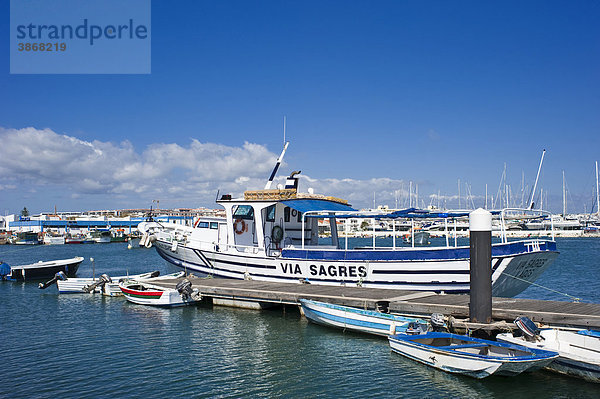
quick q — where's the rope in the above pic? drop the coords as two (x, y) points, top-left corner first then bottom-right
(503, 271), (581, 302)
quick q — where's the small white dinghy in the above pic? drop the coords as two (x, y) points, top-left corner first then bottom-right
(496, 317), (600, 383)
(388, 332), (558, 379)
(119, 278), (202, 307)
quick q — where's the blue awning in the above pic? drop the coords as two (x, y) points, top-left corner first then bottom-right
(280, 199), (356, 214)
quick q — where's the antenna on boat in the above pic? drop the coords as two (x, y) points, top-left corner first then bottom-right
(265, 141), (289, 190)
(528, 149), (546, 210)
(283, 115), (286, 146)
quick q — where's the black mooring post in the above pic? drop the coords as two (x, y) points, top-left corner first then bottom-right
(469, 208), (492, 323)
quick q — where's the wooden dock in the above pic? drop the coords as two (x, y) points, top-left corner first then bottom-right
(152, 276), (600, 329)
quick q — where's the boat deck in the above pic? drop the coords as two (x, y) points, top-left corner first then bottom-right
(150, 276), (600, 329)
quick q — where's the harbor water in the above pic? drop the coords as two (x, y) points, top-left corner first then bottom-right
(1, 238), (599, 398)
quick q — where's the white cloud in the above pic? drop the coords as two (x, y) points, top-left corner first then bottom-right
(0, 126), (421, 210)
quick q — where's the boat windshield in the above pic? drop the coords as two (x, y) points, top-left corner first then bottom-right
(233, 205), (254, 220)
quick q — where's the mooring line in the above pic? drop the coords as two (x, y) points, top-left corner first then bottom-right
(503, 271), (581, 302)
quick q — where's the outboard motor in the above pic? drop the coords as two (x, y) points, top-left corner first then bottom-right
(176, 279), (193, 299)
(176, 279), (200, 301)
(430, 313), (446, 332)
(514, 316), (542, 341)
(83, 274), (112, 293)
(405, 321), (428, 335)
(38, 271), (67, 289)
(375, 301), (390, 314)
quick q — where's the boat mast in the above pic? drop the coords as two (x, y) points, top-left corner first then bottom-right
(528, 149), (546, 210)
(264, 141), (289, 190)
(562, 170), (566, 217)
(596, 161), (599, 220)
(458, 179), (461, 209)
(485, 184), (488, 209)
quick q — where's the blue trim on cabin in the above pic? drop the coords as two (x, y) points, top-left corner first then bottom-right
(282, 240), (557, 261)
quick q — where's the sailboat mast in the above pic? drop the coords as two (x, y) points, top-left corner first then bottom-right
(596, 161), (600, 221)
(528, 149), (546, 210)
(562, 171), (566, 216)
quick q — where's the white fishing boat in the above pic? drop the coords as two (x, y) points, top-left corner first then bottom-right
(49, 271), (184, 296)
(388, 332), (558, 379)
(119, 278), (201, 307)
(300, 299), (430, 336)
(11, 231), (41, 245)
(144, 142), (559, 297)
(43, 232), (66, 245)
(0, 256), (84, 281)
(496, 318), (600, 383)
(87, 229), (112, 243)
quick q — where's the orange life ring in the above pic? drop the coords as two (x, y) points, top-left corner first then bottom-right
(234, 219), (246, 235)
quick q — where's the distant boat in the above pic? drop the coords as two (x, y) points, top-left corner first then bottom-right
(402, 230), (430, 246)
(496, 318), (600, 383)
(65, 234), (86, 244)
(300, 299), (429, 336)
(119, 278), (201, 307)
(11, 231), (41, 245)
(0, 256), (84, 281)
(110, 229), (128, 243)
(87, 229), (112, 243)
(388, 332), (558, 379)
(43, 232), (65, 245)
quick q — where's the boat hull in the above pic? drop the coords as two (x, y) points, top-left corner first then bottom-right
(120, 282), (199, 307)
(300, 299), (426, 336)
(153, 238), (558, 297)
(497, 329), (600, 383)
(388, 332), (558, 379)
(5, 257), (84, 280)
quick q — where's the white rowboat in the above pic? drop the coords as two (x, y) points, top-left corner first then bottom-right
(388, 332), (558, 379)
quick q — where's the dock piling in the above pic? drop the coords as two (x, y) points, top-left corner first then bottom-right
(469, 208), (492, 323)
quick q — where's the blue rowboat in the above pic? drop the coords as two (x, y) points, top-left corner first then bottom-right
(300, 299), (429, 336)
(388, 332), (559, 379)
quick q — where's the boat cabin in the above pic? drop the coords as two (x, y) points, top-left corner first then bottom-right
(215, 186), (355, 255)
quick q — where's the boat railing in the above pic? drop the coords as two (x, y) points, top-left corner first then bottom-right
(300, 209), (471, 250)
(499, 208), (554, 243)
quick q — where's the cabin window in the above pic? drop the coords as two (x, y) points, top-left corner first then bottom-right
(210, 222), (218, 229)
(233, 205), (254, 220)
(297, 211), (303, 223)
(265, 205), (276, 222)
(197, 222), (209, 228)
(284, 207), (290, 222)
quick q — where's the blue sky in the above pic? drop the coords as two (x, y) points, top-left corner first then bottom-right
(1, 1), (599, 214)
